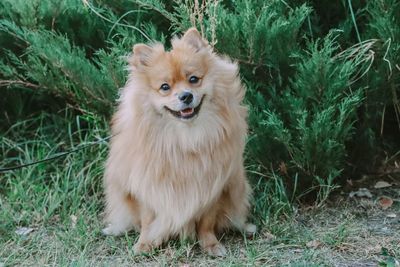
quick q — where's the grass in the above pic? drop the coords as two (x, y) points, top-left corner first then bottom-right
(1, 113), (399, 266)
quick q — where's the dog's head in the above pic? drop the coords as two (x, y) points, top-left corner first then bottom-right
(122, 28), (246, 150)
(129, 28), (218, 122)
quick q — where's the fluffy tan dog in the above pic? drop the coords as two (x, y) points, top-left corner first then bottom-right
(102, 28), (255, 256)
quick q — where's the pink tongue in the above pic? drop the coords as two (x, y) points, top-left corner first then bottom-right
(180, 108), (194, 116)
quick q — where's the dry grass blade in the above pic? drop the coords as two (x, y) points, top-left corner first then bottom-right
(334, 39), (378, 85)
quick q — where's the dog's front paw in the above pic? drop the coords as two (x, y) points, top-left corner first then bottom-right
(244, 223), (257, 237)
(203, 242), (227, 257)
(102, 224), (124, 236)
(134, 242), (153, 255)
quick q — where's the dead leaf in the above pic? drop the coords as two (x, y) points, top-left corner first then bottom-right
(359, 198), (374, 209)
(70, 215), (77, 229)
(374, 181), (391, 189)
(279, 162), (288, 176)
(262, 230), (276, 241)
(306, 240), (322, 249)
(349, 188), (373, 198)
(378, 196), (393, 210)
(366, 244), (382, 254)
(336, 243), (353, 252)
(15, 227), (34, 236)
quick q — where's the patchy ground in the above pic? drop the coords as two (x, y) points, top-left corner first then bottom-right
(1, 175), (399, 267)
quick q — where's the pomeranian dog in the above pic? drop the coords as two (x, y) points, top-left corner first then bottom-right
(102, 28), (255, 256)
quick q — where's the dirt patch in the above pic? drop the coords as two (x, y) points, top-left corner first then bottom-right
(291, 176), (400, 267)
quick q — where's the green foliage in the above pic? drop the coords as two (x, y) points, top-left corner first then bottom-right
(1, 0), (399, 208)
(248, 34), (367, 198)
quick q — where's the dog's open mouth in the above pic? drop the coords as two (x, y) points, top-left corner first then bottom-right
(164, 95), (205, 120)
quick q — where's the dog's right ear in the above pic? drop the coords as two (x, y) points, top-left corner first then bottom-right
(131, 44), (153, 67)
(181, 28), (208, 51)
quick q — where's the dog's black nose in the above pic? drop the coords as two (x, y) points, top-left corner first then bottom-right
(178, 91), (193, 105)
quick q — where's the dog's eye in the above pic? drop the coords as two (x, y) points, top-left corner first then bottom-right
(188, 76), (199, 84)
(160, 83), (170, 91)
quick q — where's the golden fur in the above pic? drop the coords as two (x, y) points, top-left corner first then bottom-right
(102, 28), (255, 256)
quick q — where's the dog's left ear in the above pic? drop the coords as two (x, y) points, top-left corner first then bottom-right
(181, 28), (208, 51)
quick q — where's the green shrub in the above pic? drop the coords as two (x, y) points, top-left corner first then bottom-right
(1, 0), (399, 208)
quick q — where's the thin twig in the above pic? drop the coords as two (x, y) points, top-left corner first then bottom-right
(383, 38), (392, 78)
(380, 104), (386, 136)
(0, 80), (41, 89)
(82, 0), (152, 42)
